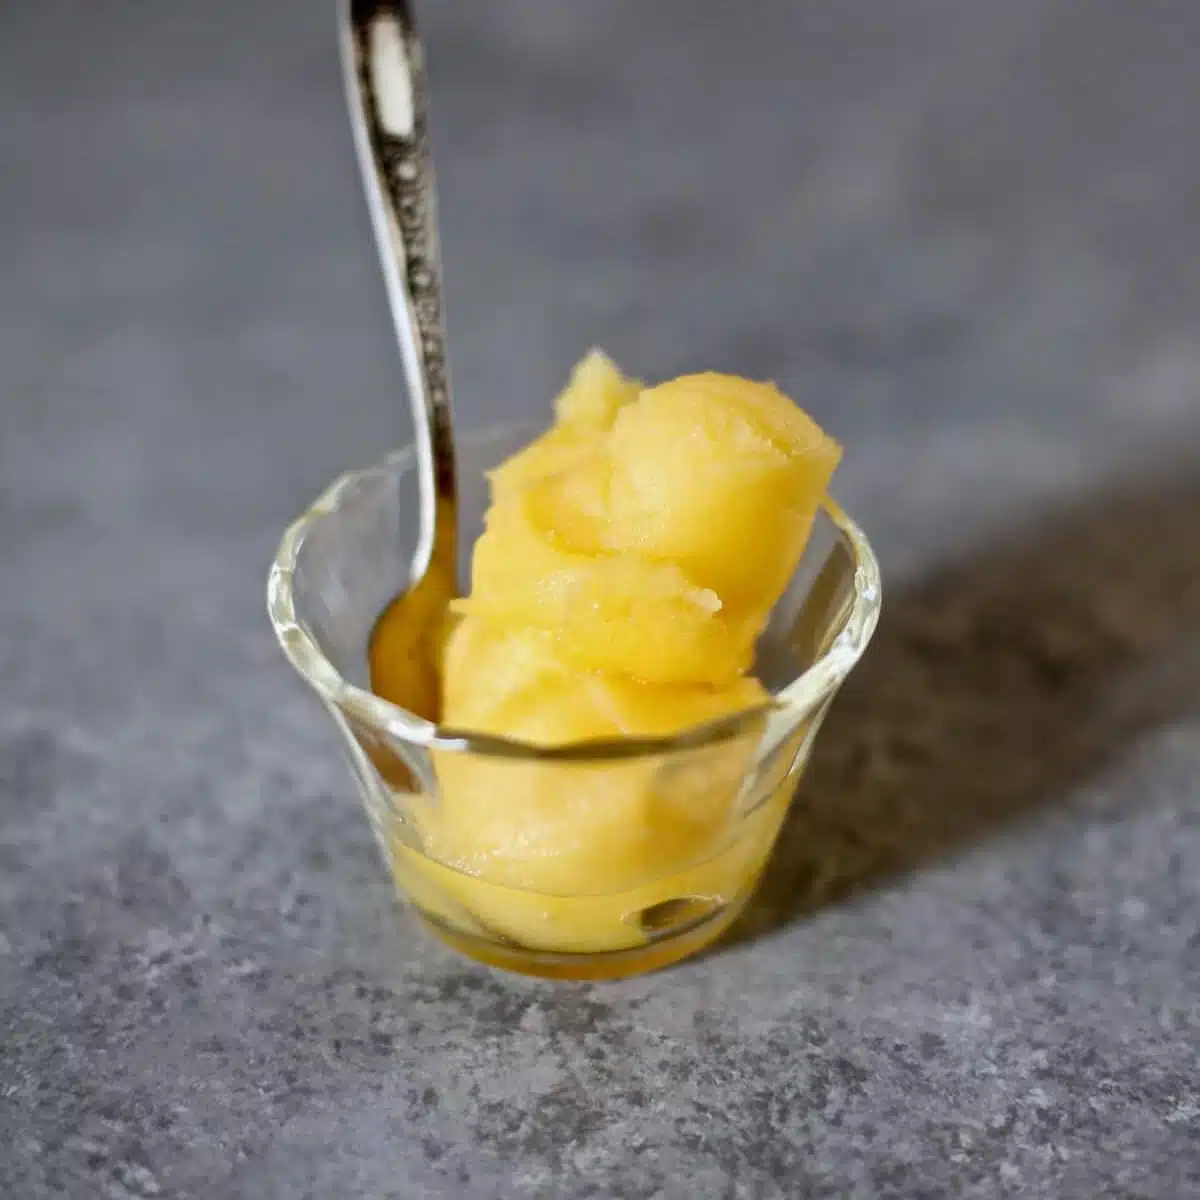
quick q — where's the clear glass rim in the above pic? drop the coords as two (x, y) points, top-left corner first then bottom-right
(266, 427), (882, 762)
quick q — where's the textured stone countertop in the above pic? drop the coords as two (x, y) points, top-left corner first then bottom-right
(3, 2), (1199, 1197)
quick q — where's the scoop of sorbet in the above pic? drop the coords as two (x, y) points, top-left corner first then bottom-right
(396, 352), (842, 947)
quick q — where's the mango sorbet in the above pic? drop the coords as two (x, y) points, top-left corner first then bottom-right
(388, 352), (841, 958)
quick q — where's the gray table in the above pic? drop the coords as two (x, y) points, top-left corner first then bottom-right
(3, 2), (1198, 1197)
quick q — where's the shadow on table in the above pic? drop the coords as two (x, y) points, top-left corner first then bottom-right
(725, 451), (1200, 947)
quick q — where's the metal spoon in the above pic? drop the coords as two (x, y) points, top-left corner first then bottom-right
(341, 0), (456, 722)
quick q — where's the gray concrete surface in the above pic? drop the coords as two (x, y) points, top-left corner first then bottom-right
(2, 1), (1198, 1196)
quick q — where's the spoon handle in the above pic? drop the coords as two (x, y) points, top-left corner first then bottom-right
(341, 0), (456, 571)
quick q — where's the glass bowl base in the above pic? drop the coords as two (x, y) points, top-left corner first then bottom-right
(412, 898), (750, 981)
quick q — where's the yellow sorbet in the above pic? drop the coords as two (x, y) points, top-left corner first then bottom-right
(386, 351), (841, 956)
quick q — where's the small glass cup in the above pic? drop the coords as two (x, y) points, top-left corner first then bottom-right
(268, 424), (880, 980)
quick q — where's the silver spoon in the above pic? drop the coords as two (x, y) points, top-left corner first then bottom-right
(341, 0), (457, 721)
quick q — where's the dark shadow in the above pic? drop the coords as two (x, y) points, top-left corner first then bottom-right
(727, 451), (1200, 945)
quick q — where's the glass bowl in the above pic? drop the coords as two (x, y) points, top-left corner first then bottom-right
(267, 424), (881, 980)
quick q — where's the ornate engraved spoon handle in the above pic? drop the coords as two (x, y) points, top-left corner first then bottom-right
(341, 0), (456, 575)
